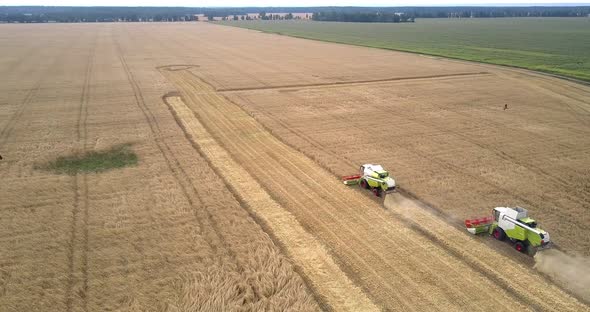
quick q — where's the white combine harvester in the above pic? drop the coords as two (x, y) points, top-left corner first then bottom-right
(465, 206), (551, 254)
(342, 164), (396, 197)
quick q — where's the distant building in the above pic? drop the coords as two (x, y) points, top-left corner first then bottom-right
(229, 15), (249, 20)
(194, 14), (206, 21)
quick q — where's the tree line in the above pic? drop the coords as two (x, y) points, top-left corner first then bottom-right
(259, 13), (308, 20)
(310, 6), (590, 18)
(0, 6), (201, 23)
(1, 6), (589, 23)
(312, 12), (414, 23)
(404, 6), (590, 18)
(211, 13), (309, 21)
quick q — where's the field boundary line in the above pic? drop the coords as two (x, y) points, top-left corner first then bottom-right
(161, 93), (380, 312)
(216, 71), (490, 92)
(67, 32), (96, 312)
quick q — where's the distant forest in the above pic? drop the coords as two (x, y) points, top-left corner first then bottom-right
(0, 6), (589, 23)
(312, 12), (414, 23)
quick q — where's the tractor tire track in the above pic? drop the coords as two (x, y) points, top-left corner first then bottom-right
(115, 29), (234, 259)
(130, 25), (267, 90)
(0, 34), (85, 149)
(65, 175), (82, 312)
(66, 33), (96, 312)
(112, 32), (239, 268)
(0, 83), (41, 146)
(0, 34), (85, 183)
(65, 174), (90, 312)
(217, 72), (490, 92)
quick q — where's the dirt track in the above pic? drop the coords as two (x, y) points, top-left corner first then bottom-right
(1, 22), (589, 311)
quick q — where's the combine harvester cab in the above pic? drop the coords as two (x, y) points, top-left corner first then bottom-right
(466, 207), (551, 255)
(342, 164), (396, 197)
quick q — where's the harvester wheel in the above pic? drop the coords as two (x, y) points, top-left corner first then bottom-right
(373, 188), (382, 197)
(492, 228), (506, 241)
(360, 179), (369, 189)
(515, 241), (526, 253)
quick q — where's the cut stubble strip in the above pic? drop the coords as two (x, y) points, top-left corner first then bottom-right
(165, 95), (379, 312)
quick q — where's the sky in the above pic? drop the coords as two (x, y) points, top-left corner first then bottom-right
(2, 0), (589, 6)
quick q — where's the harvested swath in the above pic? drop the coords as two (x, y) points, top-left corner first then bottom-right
(163, 94), (378, 311)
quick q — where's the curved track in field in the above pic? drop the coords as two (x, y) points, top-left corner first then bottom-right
(161, 67), (588, 312)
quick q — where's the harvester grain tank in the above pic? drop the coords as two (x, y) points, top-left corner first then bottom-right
(465, 206), (550, 254)
(342, 164), (396, 197)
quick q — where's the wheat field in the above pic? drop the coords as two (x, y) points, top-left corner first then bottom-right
(1, 22), (589, 311)
(0, 23), (317, 311)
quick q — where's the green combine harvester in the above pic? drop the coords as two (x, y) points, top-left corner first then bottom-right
(342, 164), (396, 197)
(465, 207), (551, 254)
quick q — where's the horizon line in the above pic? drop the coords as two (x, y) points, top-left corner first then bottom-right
(2, 3), (590, 8)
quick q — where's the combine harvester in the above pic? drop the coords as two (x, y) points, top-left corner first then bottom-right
(465, 206), (551, 254)
(343, 164), (396, 197)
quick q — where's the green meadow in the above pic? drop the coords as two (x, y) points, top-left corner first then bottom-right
(220, 18), (590, 81)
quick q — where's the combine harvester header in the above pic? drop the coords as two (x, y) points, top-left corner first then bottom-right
(464, 216), (494, 235)
(342, 174), (362, 186)
(466, 206), (551, 254)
